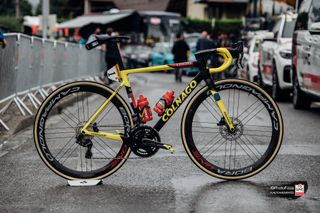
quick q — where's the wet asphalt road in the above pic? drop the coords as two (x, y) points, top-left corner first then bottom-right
(0, 73), (320, 213)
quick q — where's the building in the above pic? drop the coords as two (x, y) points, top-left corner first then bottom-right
(189, 0), (249, 19)
(86, 0), (187, 16)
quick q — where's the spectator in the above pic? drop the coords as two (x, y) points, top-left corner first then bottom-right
(0, 30), (7, 49)
(172, 33), (190, 82)
(196, 31), (213, 51)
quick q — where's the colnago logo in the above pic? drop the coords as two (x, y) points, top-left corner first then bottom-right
(38, 87), (80, 161)
(162, 80), (197, 122)
(217, 83), (279, 131)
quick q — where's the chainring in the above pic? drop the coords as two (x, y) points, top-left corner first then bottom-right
(130, 125), (160, 158)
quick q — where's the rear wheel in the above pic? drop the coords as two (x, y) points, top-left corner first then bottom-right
(34, 81), (133, 180)
(182, 79), (283, 180)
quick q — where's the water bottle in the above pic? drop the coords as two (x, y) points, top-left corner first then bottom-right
(137, 94), (153, 123)
(153, 91), (175, 116)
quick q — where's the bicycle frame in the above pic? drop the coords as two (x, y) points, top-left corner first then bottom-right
(81, 48), (235, 142)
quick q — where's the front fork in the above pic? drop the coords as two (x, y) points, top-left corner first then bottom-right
(204, 75), (235, 132)
(210, 90), (235, 132)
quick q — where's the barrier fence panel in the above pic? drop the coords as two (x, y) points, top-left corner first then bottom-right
(0, 34), (18, 102)
(0, 33), (105, 131)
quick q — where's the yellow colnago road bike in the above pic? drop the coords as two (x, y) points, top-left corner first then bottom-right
(33, 35), (283, 180)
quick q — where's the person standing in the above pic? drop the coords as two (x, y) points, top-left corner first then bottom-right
(0, 30), (7, 49)
(196, 31), (213, 51)
(172, 33), (190, 82)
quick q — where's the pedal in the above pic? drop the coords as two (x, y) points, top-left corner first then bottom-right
(141, 139), (175, 154)
(162, 144), (175, 154)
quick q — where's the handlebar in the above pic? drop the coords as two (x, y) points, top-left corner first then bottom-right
(195, 41), (244, 74)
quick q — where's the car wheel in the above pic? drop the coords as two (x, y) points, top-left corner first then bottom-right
(271, 64), (289, 101)
(246, 66), (251, 81)
(257, 63), (264, 88)
(293, 74), (311, 109)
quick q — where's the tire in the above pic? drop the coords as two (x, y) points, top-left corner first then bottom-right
(257, 63), (264, 88)
(293, 74), (311, 109)
(271, 64), (289, 101)
(181, 79), (283, 180)
(33, 81), (133, 180)
(246, 66), (251, 81)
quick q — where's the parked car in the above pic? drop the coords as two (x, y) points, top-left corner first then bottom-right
(241, 33), (272, 82)
(292, 0), (320, 109)
(258, 12), (297, 100)
(150, 42), (174, 66)
(123, 45), (152, 68)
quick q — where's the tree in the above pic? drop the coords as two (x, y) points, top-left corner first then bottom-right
(0, 0), (32, 16)
(37, 0), (84, 19)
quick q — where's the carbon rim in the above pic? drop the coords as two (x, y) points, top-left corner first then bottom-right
(182, 79), (283, 179)
(34, 82), (132, 180)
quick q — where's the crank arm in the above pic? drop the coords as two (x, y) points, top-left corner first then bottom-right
(141, 139), (175, 154)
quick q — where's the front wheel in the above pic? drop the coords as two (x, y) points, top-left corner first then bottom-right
(181, 79), (283, 180)
(33, 81), (133, 180)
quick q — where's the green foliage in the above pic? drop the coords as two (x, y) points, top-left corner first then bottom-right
(184, 17), (212, 33)
(184, 17), (243, 36)
(36, 0), (84, 19)
(0, 16), (21, 32)
(0, 0), (32, 16)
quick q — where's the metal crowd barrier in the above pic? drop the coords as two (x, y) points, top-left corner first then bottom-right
(0, 33), (105, 131)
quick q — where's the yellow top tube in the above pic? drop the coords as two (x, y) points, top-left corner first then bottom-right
(209, 48), (234, 74)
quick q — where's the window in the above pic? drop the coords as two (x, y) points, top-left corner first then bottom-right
(272, 19), (282, 38)
(295, 0), (312, 30)
(282, 18), (296, 38)
(309, 0), (320, 27)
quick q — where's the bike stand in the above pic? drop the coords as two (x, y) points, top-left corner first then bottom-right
(67, 179), (102, 186)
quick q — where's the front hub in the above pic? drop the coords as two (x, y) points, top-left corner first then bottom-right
(219, 117), (243, 140)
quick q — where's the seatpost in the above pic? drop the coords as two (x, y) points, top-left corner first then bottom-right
(107, 41), (125, 70)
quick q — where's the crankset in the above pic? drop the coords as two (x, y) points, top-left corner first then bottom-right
(128, 125), (175, 158)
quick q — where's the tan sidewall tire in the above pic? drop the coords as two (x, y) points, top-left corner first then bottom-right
(181, 79), (284, 180)
(33, 81), (133, 180)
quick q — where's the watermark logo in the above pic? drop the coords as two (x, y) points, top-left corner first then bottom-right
(268, 181), (307, 199)
(295, 184), (305, 197)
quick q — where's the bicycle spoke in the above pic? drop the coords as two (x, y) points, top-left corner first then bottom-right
(237, 99), (260, 119)
(94, 137), (118, 156)
(235, 139), (257, 163)
(63, 107), (80, 123)
(202, 136), (224, 155)
(204, 137), (225, 158)
(97, 104), (115, 124)
(92, 143), (113, 159)
(241, 103), (265, 125)
(202, 99), (220, 122)
(52, 133), (76, 157)
(58, 114), (76, 129)
(224, 139), (227, 168)
(229, 139), (232, 170)
(60, 142), (78, 164)
(242, 135), (263, 156)
(199, 132), (221, 152)
(208, 96), (223, 118)
(237, 137), (261, 160)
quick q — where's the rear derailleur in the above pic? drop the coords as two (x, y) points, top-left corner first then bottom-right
(76, 134), (93, 159)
